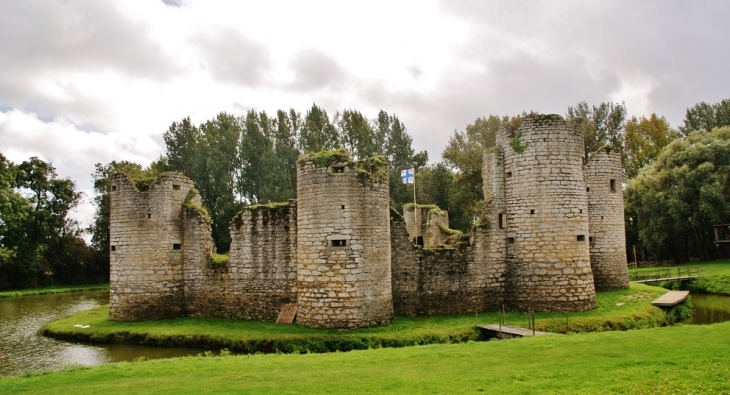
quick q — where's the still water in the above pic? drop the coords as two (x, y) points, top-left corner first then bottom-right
(682, 293), (730, 325)
(2, 290), (730, 377)
(0, 290), (205, 376)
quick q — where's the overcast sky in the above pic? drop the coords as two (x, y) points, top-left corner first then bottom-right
(1, 0), (729, 229)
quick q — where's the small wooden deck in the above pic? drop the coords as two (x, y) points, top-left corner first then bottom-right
(651, 291), (690, 307)
(477, 324), (555, 339)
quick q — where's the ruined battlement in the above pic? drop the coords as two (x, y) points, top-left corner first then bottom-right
(109, 115), (629, 328)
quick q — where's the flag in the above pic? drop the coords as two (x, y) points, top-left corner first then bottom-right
(400, 168), (415, 184)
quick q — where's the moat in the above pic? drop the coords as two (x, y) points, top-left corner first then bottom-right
(2, 289), (729, 377)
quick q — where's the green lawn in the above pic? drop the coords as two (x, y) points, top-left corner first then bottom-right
(3, 321), (729, 394)
(630, 260), (730, 295)
(42, 283), (676, 354)
(0, 284), (109, 298)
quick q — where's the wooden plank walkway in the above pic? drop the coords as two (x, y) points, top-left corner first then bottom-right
(651, 291), (690, 307)
(477, 324), (555, 339)
(630, 267), (703, 284)
(276, 304), (298, 324)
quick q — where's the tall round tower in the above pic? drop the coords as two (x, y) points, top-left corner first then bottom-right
(498, 114), (596, 311)
(586, 147), (629, 290)
(296, 152), (393, 329)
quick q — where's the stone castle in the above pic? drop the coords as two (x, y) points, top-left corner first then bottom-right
(109, 114), (629, 329)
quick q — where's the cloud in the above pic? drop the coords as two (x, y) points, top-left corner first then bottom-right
(193, 28), (271, 86)
(161, 0), (186, 7)
(0, 0), (179, 131)
(288, 48), (346, 91)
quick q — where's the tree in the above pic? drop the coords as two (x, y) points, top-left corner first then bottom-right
(337, 109), (380, 159)
(0, 155), (91, 289)
(299, 104), (339, 153)
(624, 114), (681, 179)
(567, 102), (627, 155)
(679, 98), (730, 136)
(625, 127), (730, 262)
(441, 114), (522, 231)
(163, 117), (201, 178)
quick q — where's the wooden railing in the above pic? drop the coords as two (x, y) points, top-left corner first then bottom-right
(629, 267), (703, 283)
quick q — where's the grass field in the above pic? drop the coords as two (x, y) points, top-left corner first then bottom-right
(3, 321), (729, 394)
(630, 260), (730, 295)
(0, 284), (109, 298)
(42, 283), (678, 354)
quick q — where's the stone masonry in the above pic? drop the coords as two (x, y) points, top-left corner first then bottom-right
(295, 159), (393, 328)
(109, 113), (629, 328)
(586, 148), (630, 291)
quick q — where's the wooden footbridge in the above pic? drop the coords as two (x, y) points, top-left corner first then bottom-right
(477, 324), (555, 339)
(629, 267), (703, 284)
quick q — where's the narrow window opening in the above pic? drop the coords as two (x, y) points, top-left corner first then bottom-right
(576, 235), (586, 242)
(506, 171), (512, 178)
(331, 166), (345, 173)
(173, 184), (181, 190)
(172, 243), (182, 250)
(147, 213), (152, 219)
(331, 239), (347, 247)
(341, 205), (345, 209)
(589, 236), (594, 242)
(601, 216), (604, 220)
(415, 236), (424, 247)
(610, 179), (616, 192)
(530, 209), (535, 215)
(586, 187), (590, 192)
(498, 213), (505, 229)
(111, 245), (116, 251)
(507, 237), (515, 244)
(111, 185), (117, 191)
(579, 209), (583, 214)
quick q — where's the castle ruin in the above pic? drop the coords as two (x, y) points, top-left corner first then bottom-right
(109, 114), (628, 329)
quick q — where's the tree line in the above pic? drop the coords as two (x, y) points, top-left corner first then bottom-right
(2, 99), (729, 289)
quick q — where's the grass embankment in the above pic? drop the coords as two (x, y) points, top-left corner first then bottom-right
(4, 321), (730, 394)
(630, 260), (730, 295)
(42, 283), (677, 354)
(0, 284), (109, 298)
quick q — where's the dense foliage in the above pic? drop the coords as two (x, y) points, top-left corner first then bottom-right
(625, 127), (730, 261)
(0, 154), (105, 290)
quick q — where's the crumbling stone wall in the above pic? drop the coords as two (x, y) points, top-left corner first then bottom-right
(109, 173), (192, 321)
(403, 205), (450, 247)
(184, 202), (298, 320)
(390, 209), (420, 316)
(496, 114), (596, 311)
(586, 148), (629, 291)
(296, 159), (393, 328)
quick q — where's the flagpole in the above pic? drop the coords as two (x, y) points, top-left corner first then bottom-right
(413, 167), (417, 246)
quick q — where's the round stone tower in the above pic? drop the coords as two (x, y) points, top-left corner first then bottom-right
(498, 114), (596, 311)
(586, 147), (629, 291)
(109, 172), (194, 321)
(296, 152), (393, 329)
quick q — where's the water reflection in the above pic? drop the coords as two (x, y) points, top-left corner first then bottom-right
(0, 290), (204, 376)
(682, 293), (730, 325)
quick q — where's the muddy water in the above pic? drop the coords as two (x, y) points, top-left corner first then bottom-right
(0, 290), (204, 376)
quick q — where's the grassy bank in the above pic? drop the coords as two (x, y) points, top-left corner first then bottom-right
(630, 260), (730, 295)
(0, 284), (109, 298)
(4, 321), (729, 394)
(42, 283), (676, 354)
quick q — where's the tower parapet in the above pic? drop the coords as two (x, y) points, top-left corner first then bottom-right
(295, 151), (393, 328)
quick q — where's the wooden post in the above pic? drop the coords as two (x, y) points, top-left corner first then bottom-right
(633, 245), (638, 267)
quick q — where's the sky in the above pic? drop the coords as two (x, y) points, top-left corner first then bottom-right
(1, 0), (729, 231)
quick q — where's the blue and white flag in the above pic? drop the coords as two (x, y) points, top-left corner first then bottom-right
(400, 168), (415, 184)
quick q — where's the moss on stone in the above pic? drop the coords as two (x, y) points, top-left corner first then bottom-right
(509, 131), (529, 154)
(438, 223), (462, 236)
(298, 148), (353, 167)
(183, 188), (211, 222)
(209, 254), (228, 267)
(403, 203), (440, 211)
(355, 155), (388, 182)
